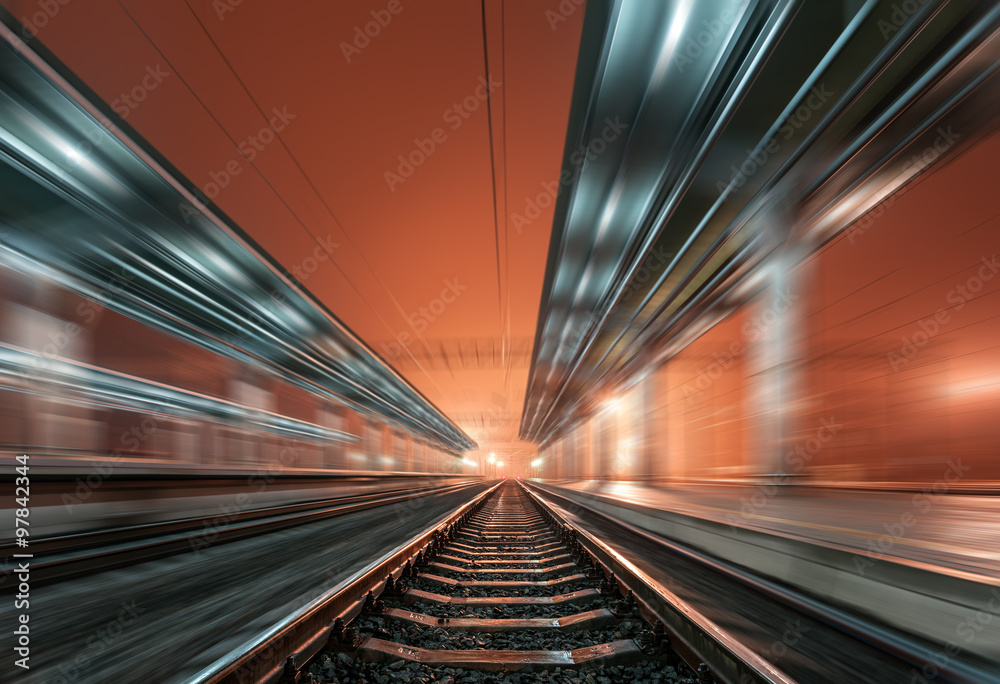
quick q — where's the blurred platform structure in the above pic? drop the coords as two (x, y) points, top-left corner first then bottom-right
(1, 1), (1000, 682)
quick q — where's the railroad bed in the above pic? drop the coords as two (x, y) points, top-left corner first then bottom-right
(307, 482), (698, 683)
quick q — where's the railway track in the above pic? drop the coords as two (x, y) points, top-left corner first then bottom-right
(318, 481), (695, 683)
(198, 481), (763, 684)
(192, 480), (806, 683)
(2, 480), (481, 587)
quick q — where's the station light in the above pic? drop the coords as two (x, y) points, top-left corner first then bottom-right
(488, 453), (496, 463)
(602, 396), (623, 413)
(463, 458), (476, 467)
(496, 460), (504, 467)
(531, 458), (543, 468)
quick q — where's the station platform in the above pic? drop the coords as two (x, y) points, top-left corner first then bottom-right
(547, 478), (1000, 583)
(528, 477), (1000, 666)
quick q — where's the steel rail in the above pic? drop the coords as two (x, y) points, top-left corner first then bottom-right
(520, 480), (796, 684)
(522, 480), (995, 684)
(7, 480), (484, 587)
(186, 481), (503, 684)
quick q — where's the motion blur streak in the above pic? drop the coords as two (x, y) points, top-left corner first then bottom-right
(0, 0), (1000, 683)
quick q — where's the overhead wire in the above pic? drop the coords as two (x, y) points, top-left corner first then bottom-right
(110, 1), (456, 444)
(500, 0), (514, 400)
(116, 0), (448, 399)
(479, 0), (508, 400)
